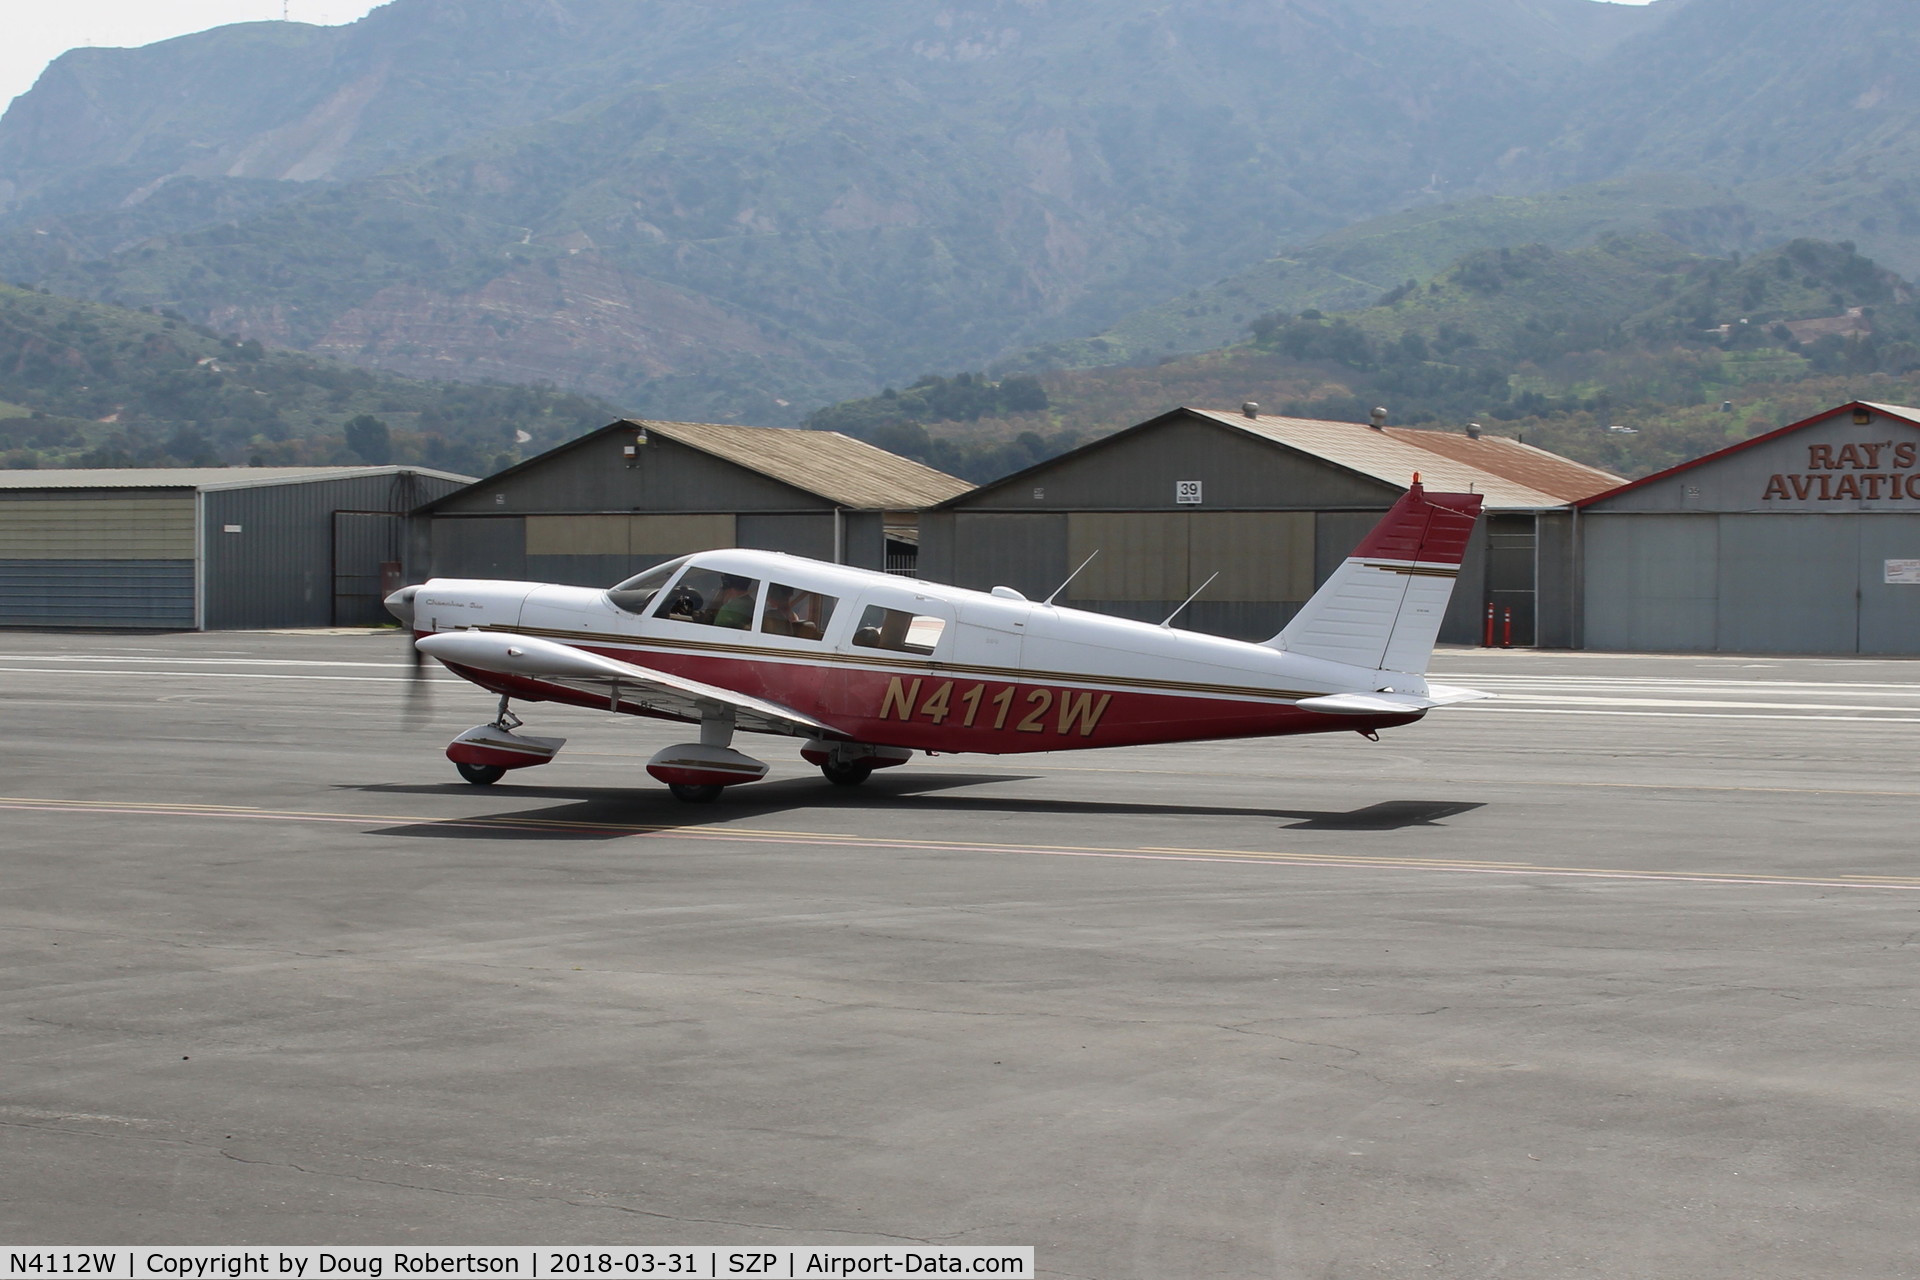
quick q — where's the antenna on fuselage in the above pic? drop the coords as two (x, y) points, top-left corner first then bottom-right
(1159, 571), (1219, 629)
(1043, 550), (1099, 606)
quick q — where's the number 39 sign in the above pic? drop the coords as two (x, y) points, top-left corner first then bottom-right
(1175, 480), (1203, 504)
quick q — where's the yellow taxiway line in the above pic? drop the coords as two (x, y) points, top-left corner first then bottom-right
(5, 796), (1920, 892)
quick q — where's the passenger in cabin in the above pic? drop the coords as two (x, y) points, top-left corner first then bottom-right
(761, 584), (797, 635)
(760, 583), (836, 641)
(707, 575), (758, 629)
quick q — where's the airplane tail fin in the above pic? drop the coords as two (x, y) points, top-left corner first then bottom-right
(1267, 481), (1483, 674)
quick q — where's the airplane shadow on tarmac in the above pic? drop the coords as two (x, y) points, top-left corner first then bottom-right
(344, 773), (1484, 840)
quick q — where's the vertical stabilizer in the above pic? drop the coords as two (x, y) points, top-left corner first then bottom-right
(1268, 482), (1483, 673)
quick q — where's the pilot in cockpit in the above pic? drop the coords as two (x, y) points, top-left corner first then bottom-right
(706, 575), (757, 629)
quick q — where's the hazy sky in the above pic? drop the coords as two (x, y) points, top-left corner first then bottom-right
(0, 0), (1660, 120)
(1, 1), (388, 115)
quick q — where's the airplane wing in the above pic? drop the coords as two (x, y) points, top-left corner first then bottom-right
(417, 630), (833, 738)
(1294, 683), (1493, 715)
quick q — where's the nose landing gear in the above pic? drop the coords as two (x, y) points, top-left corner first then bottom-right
(445, 697), (567, 786)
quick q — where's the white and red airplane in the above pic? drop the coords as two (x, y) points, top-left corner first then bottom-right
(386, 481), (1491, 801)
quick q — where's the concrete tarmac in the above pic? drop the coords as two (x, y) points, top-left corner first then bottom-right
(3, 631), (1919, 1277)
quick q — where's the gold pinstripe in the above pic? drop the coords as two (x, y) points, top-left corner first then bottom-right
(1360, 562), (1460, 578)
(479, 623), (1327, 703)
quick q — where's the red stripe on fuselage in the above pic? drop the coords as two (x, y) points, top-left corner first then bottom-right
(428, 635), (1421, 752)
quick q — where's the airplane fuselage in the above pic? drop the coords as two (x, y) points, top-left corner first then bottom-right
(413, 549), (1429, 755)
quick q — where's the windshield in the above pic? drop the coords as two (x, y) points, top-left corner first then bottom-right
(606, 557), (690, 615)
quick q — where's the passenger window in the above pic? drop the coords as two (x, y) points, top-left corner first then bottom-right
(653, 568), (760, 630)
(851, 603), (946, 654)
(606, 557), (688, 615)
(760, 583), (838, 642)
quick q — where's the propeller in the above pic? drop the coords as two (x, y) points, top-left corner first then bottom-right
(384, 584), (431, 729)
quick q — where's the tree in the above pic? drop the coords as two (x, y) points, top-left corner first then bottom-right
(344, 414), (392, 465)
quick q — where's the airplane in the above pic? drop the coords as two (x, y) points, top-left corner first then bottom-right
(384, 480), (1492, 802)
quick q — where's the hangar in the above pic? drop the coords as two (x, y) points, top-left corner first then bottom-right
(1577, 400), (1920, 654)
(0, 465), (471, 630)
(917, 406), (1621, 645)
(415, 419), (969, 586)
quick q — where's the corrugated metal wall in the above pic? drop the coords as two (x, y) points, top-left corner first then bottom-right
(0, 560), (196, 627)
(1485, 514), (1538, 646)
(333, 512), (403, 626)
(420, 431), (898, 583)
(1858, 517), (1920, 651)
(932, 502), (1499, 645)
(738, 513), (835, 563)
(520, 512), (736, 587)
(1063, 512), (1316, 609)
(204, 472), (467, 630)
(940, 513), (1069, 598)
(1582, 515), (1718, 650)
(422, 509), (882, 587)
(431, 516), (528, 581)
(1536, 512), (1576, 648)
(926, 415), (1529, 646)
(1581, 512), (1920, 653)
(0, 492), (196, 627)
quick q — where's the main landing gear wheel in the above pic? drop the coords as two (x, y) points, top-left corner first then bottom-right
(456, 761), (507, 786)
(668, 782), (724, 804)
(821, 761), (873, 787)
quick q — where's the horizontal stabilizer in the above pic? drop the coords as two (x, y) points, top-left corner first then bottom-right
(1296, 684), (1493, 715)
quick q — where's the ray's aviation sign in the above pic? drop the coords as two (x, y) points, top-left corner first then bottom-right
(1762, 441), (1920, 501)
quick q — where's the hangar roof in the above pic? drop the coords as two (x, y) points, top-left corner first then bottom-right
(423, 420), (970, 513)
(945, 407), (1622, 511)
(1184, 409), (1623, 507)
(0, 465), (475, 492)
(1379, 426), (1624, 503)
(641, 420), (969, 509)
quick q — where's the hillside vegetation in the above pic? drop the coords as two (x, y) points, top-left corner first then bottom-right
(805, 236), (1920, 481)
(0, 0), (1678, 421)
(0, 283), (616, 472)
(10, 0), (1920, 475)
(1011, 175), (1752, 371)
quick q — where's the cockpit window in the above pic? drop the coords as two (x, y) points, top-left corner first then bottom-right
(606, 558), (689, 615)
(760, 584), (837, 641)
(654, 567), (761, 630)
(851, 604), (946, 654)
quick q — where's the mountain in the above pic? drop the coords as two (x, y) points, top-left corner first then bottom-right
(0, 0), (1675, 422)
(12, 0), (1920, 437)
(0, 282), (616, 471)
(804, 235), (1920, 481)
(1007, 173), (1754, 371)
(1501, 0), (1920, 278)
